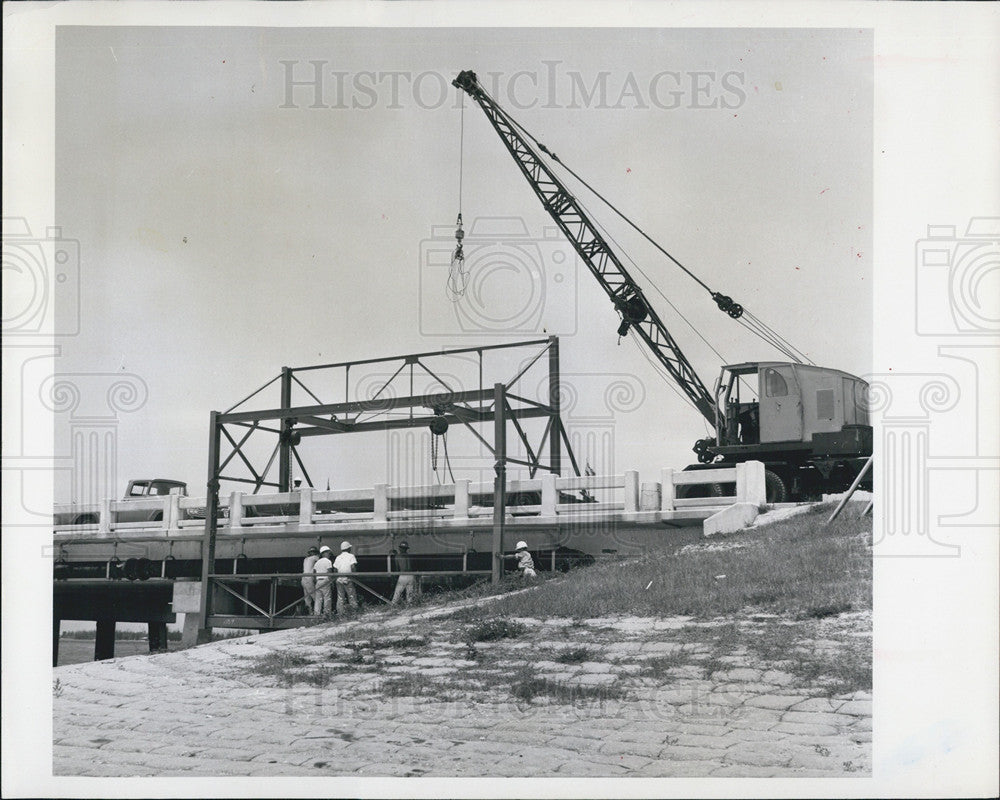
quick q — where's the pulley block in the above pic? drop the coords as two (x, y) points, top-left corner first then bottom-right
(712, 292), (744, 319)
(615, 294), (648, 336)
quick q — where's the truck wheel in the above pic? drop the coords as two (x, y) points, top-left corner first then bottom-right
(676, 482), (724, 499)
(72, 513), (98, 525)
(150, 511), (163, 522)
(764, 470), (788, 503)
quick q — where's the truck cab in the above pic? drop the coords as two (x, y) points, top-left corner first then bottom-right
(124, 479), (188, 499)
(54, 479), (190, 527)
(116, 479), (188, 524)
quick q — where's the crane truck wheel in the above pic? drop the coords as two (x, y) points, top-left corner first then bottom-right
(764, 470), (788, 504)
(676, 482), (724, 500)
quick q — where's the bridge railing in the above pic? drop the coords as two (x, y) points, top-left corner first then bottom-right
(661, 461), (766, 510)
(54, 461), (765, 533)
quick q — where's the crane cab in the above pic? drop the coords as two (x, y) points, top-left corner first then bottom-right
(714, 362), (871, 451)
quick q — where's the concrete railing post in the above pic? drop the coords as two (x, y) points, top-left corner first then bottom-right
(735, 462), (747, 503)
(660, 468), (676, 512)
(99, 498), (112, 534)
(229, 491), (244, 529)
(640, 482), (662, 511)
(167, 494), (181, 532)
(454, 480), (470, 520)
(374, 484), (388, 522)
(541, 472), (557, 517)
(624, 470), (639, 513)
(740, 460), (766, 506)
(299, 486), (314, 524)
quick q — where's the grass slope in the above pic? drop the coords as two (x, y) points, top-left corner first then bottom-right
(481, 503), (871, 620)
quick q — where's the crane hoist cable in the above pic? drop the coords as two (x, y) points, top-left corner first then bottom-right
(572, 178), (773, 407)
(447, 95), (469, 301)
(571, 180), (731, 365)
(429, 424), (456, 484)
(442, 433), (456, 484)
(475, 82), (810, 364)
(738, 310), (815, 365)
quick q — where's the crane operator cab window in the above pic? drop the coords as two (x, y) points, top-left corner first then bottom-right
(717, 366), (760, 446)
(764, 368), (788, 398)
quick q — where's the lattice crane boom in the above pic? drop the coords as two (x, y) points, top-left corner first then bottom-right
(453, 69), (719, 426)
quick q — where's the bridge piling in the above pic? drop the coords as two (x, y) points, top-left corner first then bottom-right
(148, 622), (168, 653)
(95, 618), (116, 660)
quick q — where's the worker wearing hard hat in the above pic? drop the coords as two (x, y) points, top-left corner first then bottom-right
(301, 546), (320, 615)
(391, 541), (418, 605)
(333, 541), (359, 615)
(313, 546), (335, 618)
(504, 541), (537, 579)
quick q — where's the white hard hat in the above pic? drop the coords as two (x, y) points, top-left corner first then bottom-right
(319, 545), (332, 554)
(340, 541), (352, 551)
(515, 541), (528, 550)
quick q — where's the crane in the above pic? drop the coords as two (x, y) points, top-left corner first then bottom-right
(451, 70), (743, 427)
(453, 70), (873, 501)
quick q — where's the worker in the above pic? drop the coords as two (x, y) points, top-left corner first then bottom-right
(313, 545), (334, 618)
(391, 541), (417, 605)
(333, 541), (359, 615)
(301, 546), (320, 615)
(504, 540), (537, 579)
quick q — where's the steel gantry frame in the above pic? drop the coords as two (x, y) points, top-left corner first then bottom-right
(197, 337), (581, 638)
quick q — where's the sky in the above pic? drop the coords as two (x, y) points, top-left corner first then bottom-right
(52, 26), (872, 504)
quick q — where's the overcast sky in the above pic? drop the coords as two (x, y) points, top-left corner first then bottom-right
(53, 26), (872, 503)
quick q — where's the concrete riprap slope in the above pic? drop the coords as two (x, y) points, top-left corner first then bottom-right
(53, 593), (871, 778)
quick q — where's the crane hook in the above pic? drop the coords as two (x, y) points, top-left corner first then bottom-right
(447, 214), (469, 301)
(454, 213), (465, 262)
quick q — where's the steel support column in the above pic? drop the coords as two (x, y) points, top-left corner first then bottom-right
(492, 382), (506, 583)
(278, 366), (293, 492)
(548, 335), (561, 476)
(197, 410), (222, 643)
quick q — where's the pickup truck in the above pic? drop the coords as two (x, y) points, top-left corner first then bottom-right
(54, 479), (190, 526)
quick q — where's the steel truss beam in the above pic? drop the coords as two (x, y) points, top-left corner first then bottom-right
(210, 337), (575, 493)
